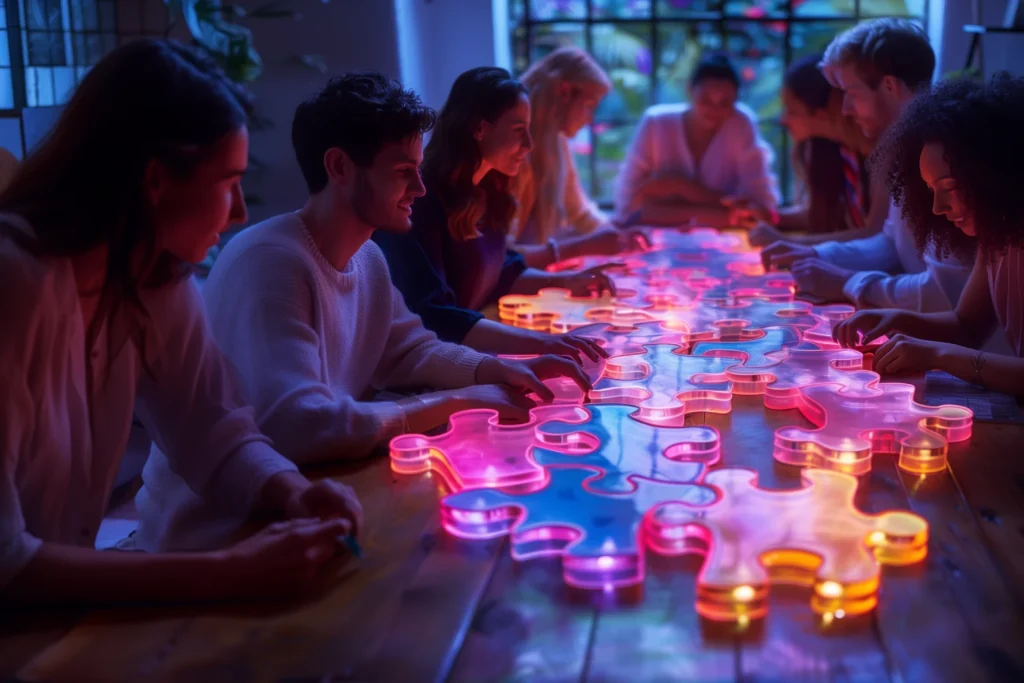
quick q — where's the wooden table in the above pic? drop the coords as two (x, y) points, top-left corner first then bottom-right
(4, 377), (1024, 683)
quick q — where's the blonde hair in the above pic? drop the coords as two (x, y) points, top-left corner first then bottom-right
(516, 47), (611, 243)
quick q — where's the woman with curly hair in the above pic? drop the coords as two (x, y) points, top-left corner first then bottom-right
(834, 73), (1024, 394)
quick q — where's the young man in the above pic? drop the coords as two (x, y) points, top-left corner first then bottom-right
(133, 73), (595, 552)
(761, 18), (971, 312)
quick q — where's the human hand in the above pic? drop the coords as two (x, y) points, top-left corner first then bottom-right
(517, 329), (608, 364)
(760, 241), (816, 270)
(553, 263), (621, 297)
(221, 518), (352, 599)
(832, 308), (907, 348)
(748, 223), (785, 248)
(871, 334), (957, 376)
(475, 355), (592, 403)
(284, 479), (364, 539)
(790, 258), (854, 302)
(579, 225), (649, 256)
(722, 196), (772, 229)
(451, 383), (539, 421)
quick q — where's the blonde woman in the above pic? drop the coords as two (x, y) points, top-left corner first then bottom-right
(512, 47), (647, 268)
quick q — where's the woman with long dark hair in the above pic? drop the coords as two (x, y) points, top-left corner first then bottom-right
(835, 74), (1024, 394)
(374, 66), (611, 359)
(746, 54), (883, 246)
(0, 39), (362, 605)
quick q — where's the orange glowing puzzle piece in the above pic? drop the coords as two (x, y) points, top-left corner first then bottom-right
(589, 344), (733, 426)
(498, 287), (654, 333)
(774, 377), (974, 475)
(644, 468), (929, 623)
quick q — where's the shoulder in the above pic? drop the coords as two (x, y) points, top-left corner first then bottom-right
(642, 103), (687, 123)
(730, 103), (761, 135)
(208, 215), (315, 288)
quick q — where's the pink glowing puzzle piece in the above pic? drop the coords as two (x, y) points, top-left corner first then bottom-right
(643, 468), (929, 623)
(613, 272), (700, 309)
(497, 353), (607, 404)
(774, 378), (974, 476)
(690, 326), (802, 368)
(389, 405), (591, 491)
(498, 288), (654, 334)
(531, 404), (720, 493)
(694, 271), (797, 305)
(442, 466), (717, 590)
(712, 341), (876, 406)
(643, 227), (747, 252)
(590, 344), (734, 425)
(572, 320), (686, 356)
(798, 305), (857, 349)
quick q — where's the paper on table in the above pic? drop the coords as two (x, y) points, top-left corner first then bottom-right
(921, 370), (1024, 424)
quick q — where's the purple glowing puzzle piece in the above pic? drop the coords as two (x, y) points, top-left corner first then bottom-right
(442, 466), (717, 590)
(532, 404), (720, 493)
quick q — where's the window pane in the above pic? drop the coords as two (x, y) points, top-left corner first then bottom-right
(530, 0), (586, 20)
(592, 22), (652, 122)
(99, 0), (116, 32)
(0, 28), (9, 66)
(0, 70), (13, 108)
(0, 117), (22, 156)
(594, 122), (635, 203)
(862, 0), (916, 16)
(593, 0), (651, 19)
(512, 24), (529, 74)
(793, 0), (854, 16)
(510, 0), (525, 24)
(656, 0), (720, 17)
(529, 23), (585, 64)
(725, 21), (785, 121)
(25, 0), (67, 66)
(25, 66), (55, 106)
(655, 22), (708, 105)
(52, 65), (75, 104)
(723, 1), (786, 18)
(789, 20), (854, 61)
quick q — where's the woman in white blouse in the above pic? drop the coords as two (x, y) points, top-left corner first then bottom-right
(615, 55), (780, 229)
(834, 74), (1024, 394)
(0, 39), (363, 605)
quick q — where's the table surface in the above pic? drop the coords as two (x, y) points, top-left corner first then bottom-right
(4, 374), (1024, 683)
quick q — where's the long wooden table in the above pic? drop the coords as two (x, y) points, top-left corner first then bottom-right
(4, 373), (1024, 682)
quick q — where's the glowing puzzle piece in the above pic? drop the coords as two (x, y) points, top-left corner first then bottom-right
(442, 466), (717, 590)
(389, 405), (590, 491)
(643, 227), (746, 252)
(643, 468), (929, 623)
(532, 404), (720, 493)
(572, 320), (685, 356)
(690, 326), (801, 369)
(498, 288), (653, 333)
(590, 344), (733, 426)
(706, 341), (876, 405)
(694, 271), (796, 305)
(613, 272), (699, 309)
(774, 378), (974, 475)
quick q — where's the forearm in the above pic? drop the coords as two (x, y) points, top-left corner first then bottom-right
(888, 311), (975, 347)
(396, 390), (468, 434)
(776, 206), (809, 232)
(463, 319), (543, 355)
(513, 242), (557, 269)
(509, 268), (559, 295)
(3, 543), (231, 605)
(937, 347), (1024, 395)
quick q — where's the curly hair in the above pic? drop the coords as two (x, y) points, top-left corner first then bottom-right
(870, 72), (1024, 261)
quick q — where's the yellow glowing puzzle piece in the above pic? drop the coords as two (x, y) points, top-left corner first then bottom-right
(644, 468), (929, 623)
(498, 287), (654, 333)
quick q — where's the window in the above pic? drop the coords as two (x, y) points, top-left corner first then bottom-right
(509, 0), (930, 206)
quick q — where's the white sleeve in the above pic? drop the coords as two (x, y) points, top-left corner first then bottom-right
(814, 231), (904, 273)
(841, 248), (972, 312)
(134, 276), (297, 518)
(614, 111), (656, 216)
(0, 255), (48, 587)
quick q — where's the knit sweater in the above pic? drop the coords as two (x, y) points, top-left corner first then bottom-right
(134, 212), (487, 551)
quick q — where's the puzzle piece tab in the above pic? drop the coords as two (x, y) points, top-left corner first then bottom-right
(774, 379), (974, 475)
(389, 405), (589, 491)
(532, 404), (720, 493)
(442, 466), (717, 590)
(498, 288), (653, 334)
(643, 468), (929, 623)
(590, 344), (733, 426)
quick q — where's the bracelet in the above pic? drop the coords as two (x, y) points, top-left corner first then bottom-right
(547, 237), (561, 265)
(970, 350), (987, 385)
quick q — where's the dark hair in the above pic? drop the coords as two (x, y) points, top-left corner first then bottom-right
(292, 72), (436, 194)
(0, 38), (248, 377)
(785, 54), (848, 232)
(822, 18), (934, 91)
(422, 66), (528, 241)
(690, 55), (740, 90)
(871, 72), (1024, 261)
